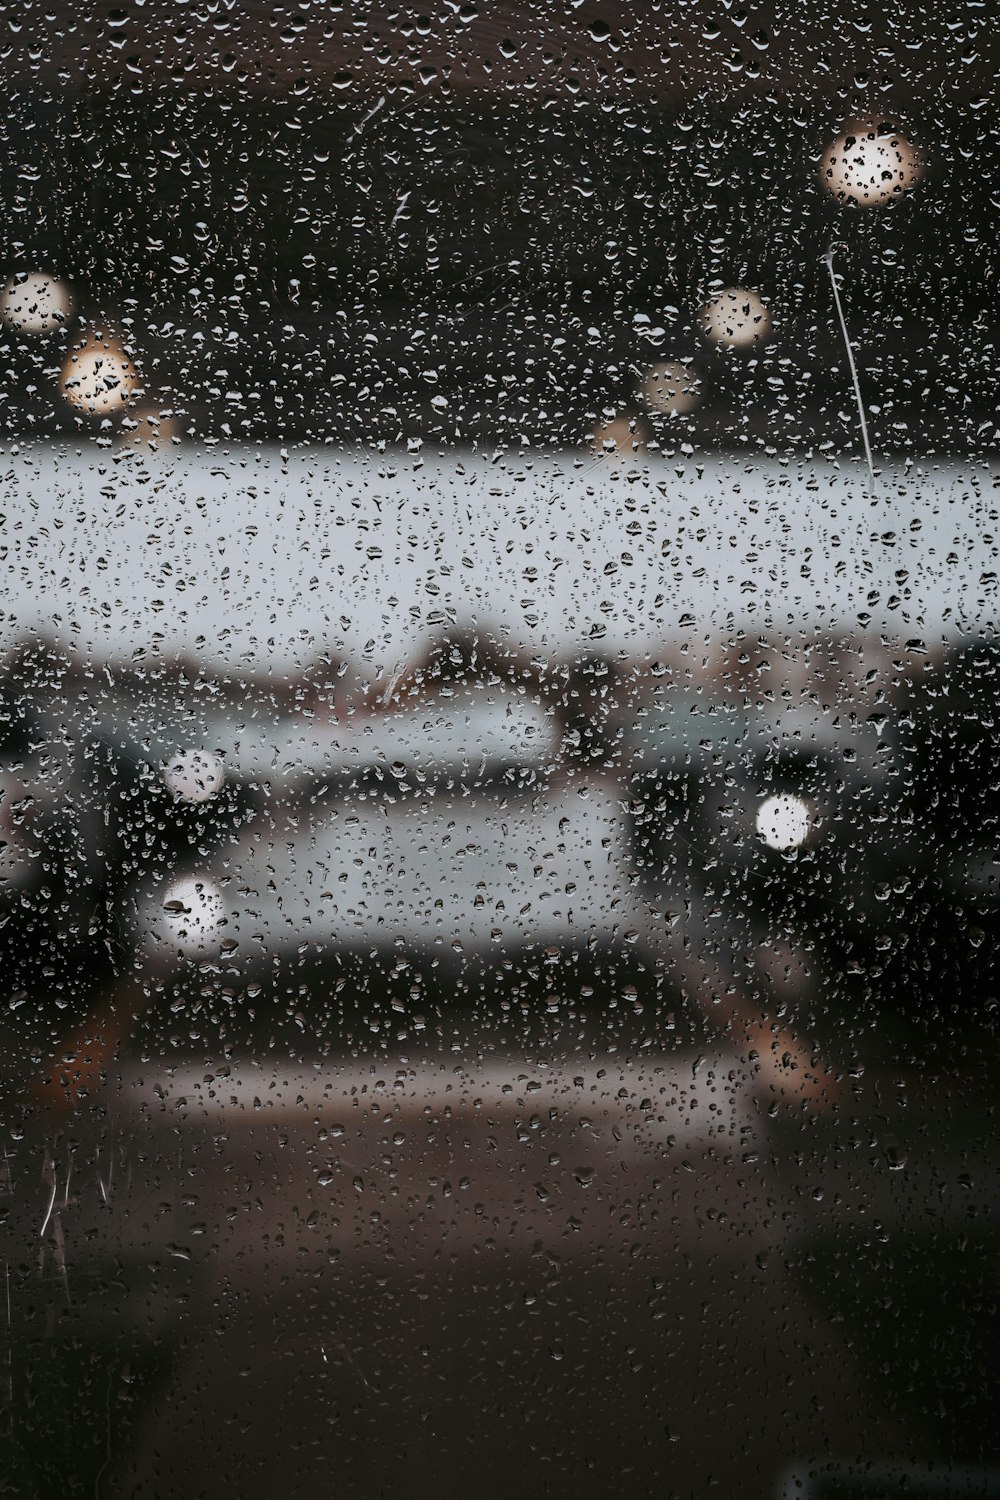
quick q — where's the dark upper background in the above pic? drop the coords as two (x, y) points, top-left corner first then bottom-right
(1, 0), (998, 454)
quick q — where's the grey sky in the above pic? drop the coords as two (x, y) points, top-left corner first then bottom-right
(3, 446), (997, 672)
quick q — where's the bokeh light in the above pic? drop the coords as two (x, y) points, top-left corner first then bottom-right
(641, 360), (701, 416)
(755, 793), (811, 851)
(821, 122), (923, 207)
(162, 750), (225, 804)
(0, 272), (74, 335)
(61, 331), (141, 415)
(160, 876), (225, 953)
(699, 287), (772, 349)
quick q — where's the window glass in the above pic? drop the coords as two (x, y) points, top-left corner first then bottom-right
(3, 9), (999, 1498)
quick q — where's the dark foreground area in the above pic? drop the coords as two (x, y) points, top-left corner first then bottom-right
(3, 1005), (999, 1500)
(2, 628), (999, 1497)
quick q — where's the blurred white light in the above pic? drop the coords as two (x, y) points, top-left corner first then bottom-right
(821, 123), (922, 207)
(641, 360), (701, 416)
(0, 272), (74, 335)
(61, 333), (140, 415)
(161, 876), (225, 953)
(755, 793), (811, 851)
(699, 287), (772, 349)
(162, 749), (225, 804)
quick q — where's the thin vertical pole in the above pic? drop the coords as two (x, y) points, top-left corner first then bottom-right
(825, 240), (876, 485)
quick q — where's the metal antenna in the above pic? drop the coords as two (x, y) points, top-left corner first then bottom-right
(824, 239), (876, 485)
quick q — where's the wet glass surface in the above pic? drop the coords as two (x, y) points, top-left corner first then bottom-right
(3, 7), (1000, 1498)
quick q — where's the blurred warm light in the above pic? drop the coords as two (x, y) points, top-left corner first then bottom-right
(820, 122), (922, 207)
(161, 876), (225, 953)
(641, 360), (701, 416)
(699, 287), (772, 349)
(755, 793), (811, 851)
(162, 750), (225, 804)
(121, 405), (181, 451)
(0, 272), (74, 335)
(60, 331), (140, 415)
(592, 413), (649, 455)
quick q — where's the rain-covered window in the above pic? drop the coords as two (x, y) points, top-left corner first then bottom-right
(3, 7), (1000, 1498)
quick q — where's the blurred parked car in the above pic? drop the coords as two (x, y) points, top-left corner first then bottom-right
(139, 681), (646, 995)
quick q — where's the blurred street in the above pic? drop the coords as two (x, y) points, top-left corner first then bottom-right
(4, 1024), (999, 1499)
(2, 591), (999, 1496)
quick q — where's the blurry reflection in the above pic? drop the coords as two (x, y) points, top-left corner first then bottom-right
(821, 120), (923, 206)
(755, 791), (811, 850)
(60, 330), (140, 415)
(699, 286), (773, 348)
(159, 875), (225, 954)
(162, 749), (225, 804)
(0, 271), (74, 334)
(641, 359), (702, 415)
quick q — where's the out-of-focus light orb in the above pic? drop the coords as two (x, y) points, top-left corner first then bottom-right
(0, 272), (74, 335)
(641, 360), (701, 416)
(756, 793), (811, 851)
(162, 749), (225, 804)
(161, 876), (225, 953)
(592, 413), (649, 455)
(820, 123), (922, 207)
(699, 287), (772, 349)
(61, 332), (140, 415)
